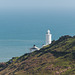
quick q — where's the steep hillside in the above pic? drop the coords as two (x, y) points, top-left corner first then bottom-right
(0, 35), (75, 75)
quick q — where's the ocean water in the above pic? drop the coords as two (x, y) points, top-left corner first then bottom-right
(0, 9), (75, 62)
(0, 39), (44, 62)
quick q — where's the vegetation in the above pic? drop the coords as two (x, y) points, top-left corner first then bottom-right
(0, 35), (75, 75)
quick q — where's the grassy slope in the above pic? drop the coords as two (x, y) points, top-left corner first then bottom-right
(0, 35), (75, 75)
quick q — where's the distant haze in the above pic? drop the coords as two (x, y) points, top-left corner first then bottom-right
(0, 0), (75, 10)
(0, 0), (75, 40)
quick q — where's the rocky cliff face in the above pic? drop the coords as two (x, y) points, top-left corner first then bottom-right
(0, 35), (75, 75)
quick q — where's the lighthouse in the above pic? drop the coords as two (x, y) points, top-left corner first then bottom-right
(30, 29), (52, 52)
(46, 30), (52, 45)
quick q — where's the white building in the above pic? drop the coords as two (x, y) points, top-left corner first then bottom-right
(46, 29), (52, 45)
(30, 29), (52, 52)
(30, 45), (40, 52)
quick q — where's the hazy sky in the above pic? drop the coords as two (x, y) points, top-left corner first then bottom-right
(0, 0), (75, 11)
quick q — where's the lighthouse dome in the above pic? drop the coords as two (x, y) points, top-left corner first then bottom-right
(47, 29), (50, 34)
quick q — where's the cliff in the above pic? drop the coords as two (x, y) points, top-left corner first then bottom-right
(0, 35), (75, 75)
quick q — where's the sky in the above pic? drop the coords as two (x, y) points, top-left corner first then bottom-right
(0, 0), (75, 11)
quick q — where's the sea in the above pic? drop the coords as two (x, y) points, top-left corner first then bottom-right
(0, 9), (75, 62)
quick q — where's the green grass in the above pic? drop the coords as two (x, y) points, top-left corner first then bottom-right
(0, 35), (75, 75)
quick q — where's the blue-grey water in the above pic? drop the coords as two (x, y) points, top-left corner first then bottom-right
(0, 40), (44, 62)
(0, 6), (75, 62)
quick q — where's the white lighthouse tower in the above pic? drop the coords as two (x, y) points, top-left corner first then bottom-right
(46, 30), (52, 45)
